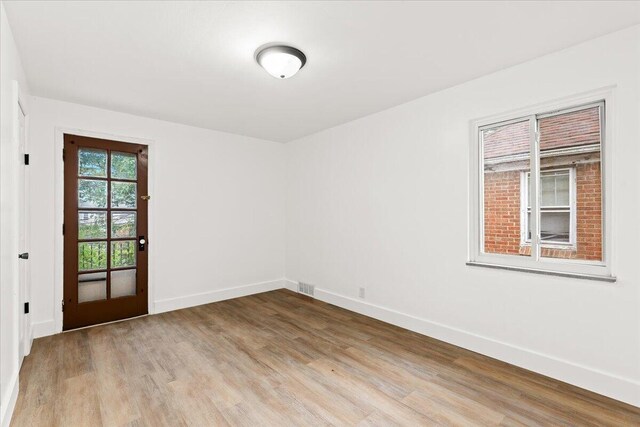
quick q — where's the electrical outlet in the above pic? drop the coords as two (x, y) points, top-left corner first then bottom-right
(358, 287), (365, 299)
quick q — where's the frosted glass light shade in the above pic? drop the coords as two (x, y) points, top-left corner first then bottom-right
(256, 45), (306, 79)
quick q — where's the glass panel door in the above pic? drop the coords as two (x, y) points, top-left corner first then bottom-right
(63, 134), (148, 330)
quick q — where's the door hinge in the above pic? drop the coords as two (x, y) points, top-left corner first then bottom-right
(24, 154), (30, 165)
(61, 299), (65, 312)
(62, 149), (65, 161)
(24, 302), (29, 314)
(62, 223), (65, 235)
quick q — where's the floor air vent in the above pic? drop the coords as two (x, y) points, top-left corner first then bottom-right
(298, 282), (315, 296)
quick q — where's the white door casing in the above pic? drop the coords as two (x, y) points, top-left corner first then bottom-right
(15, 81), (31, 361)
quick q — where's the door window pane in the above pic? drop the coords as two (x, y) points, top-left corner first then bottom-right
(111, 182), (137, 208)
(78, 211), (107, 239)
(111, 240), (136, 268)
(78, 241), (107, 271)
(111, 212), (136, 238)
(78, 179), (107, 208)
(482, 120), (530, 256)
(111, 269), (136, 298)
(111, 152), (137, 180)
(78, 149), (107, 178)
(78, 272), (107, 303)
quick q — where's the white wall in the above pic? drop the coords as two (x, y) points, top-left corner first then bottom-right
(285, 26), (640, 406)
(28, 97), (286, 336)
(0, 2), (30, 426)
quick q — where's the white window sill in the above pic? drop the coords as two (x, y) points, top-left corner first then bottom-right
(466, 261), (616, 283)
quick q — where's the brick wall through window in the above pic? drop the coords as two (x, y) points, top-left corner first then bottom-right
(482, 106), (602, 261)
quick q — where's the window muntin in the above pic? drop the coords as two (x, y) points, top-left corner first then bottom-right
(473, 99), (606, 274)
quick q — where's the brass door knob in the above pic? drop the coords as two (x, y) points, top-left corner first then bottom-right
(141, 195), (151, 200)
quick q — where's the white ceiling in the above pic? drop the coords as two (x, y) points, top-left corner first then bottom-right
(5, 1), (640, 142)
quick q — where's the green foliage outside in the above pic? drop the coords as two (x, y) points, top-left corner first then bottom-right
(111, 212), (136, 238)
(78, 212), (107, 239)
(78, 242), (107, 270)
(111, 152), (137, 179)
(78, 179), (107, 208)
(78, 241), (135, 271)
(77, 150), (138, 271)
(111, 182), (137, 208)
(79, 149), (107, 177)
(111, 241), (136, 268)
(79, 149), (136, 180)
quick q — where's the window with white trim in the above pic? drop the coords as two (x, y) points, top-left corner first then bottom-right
(521, 168), (576, 246)
(468, 92), (612, 280)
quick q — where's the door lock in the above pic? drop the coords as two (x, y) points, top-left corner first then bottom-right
(139, 236), (146, 251)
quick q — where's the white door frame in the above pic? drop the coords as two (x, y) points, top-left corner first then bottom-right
(53, 128), (156, 334)
(12, 80), (31, 360)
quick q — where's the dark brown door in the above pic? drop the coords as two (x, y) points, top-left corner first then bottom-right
(63, 134), (148, 330)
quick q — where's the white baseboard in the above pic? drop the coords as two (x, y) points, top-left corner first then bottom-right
(0, 370), (19, 427)
(32, 319), (56, 339)
(24, 322), (33, 356)
(283, 279), (298, 292)
(153, 278), (286, 314)
(282, 279), (639, 407)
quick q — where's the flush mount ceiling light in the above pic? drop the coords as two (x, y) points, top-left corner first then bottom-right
(256, 45), (306, 79)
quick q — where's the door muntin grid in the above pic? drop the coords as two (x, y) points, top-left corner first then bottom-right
(77, 148), (138, 302)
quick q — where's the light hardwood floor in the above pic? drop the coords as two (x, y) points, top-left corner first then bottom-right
(11, 289), (640, 426)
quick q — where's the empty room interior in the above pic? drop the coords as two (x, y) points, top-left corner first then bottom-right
(2, 1), (640, 425)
